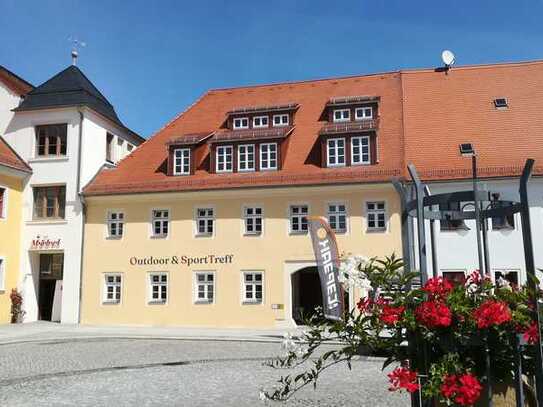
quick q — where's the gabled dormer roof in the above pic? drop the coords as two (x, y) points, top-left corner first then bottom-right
(14, 65), (143, 141)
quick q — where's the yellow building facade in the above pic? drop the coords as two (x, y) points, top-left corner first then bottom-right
(80, 184), (402, 328)
(0, 168), (27, 323)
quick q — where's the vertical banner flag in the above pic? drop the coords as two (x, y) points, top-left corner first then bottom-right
(308, 216), (344, 321)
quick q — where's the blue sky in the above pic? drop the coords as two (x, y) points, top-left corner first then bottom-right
(1, 0), (542, 137)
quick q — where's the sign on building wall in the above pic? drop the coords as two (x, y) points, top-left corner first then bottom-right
(308, 216), (344, 321)
(30, 235), (62, 251)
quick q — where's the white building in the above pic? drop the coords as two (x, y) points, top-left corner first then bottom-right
(2, 63), (144, 323)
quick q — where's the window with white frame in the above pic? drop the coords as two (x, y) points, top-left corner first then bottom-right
(244, 206), (263, 235)
(194, 272), (214, 303)
(238, 144), (255, 171)
(333, 109), (350, 122)
(366, 201), (386, 231)
(196, 208), (214, 236)
(173, 148), (190, 175)
(260, 143), (278, 170)
(216, 145), (233, 172)
(152, 209), (169, 237)
(243, 272), (263, 303)
(149, 273), (168, 303)
(103, 273), (122, 303)
(355, 107), (373, 120)
(107, 211), (124, 238)
(290, 205), (309, 233)
(494, 270), (519, 288)
(0, 187), (6, 219)
(253, 116), (269, 128)
(272, 114), (289, 127)
(327, 138), (346, 167)
(327, 203), (347, 233)
(351, 136), (371, 165)
(0, 258), (5, 291)
(233, 117), (249, 129)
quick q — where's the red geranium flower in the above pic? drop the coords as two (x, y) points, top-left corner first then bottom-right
(380, 304), (405, 326)
(523, 321), (540, 345)
(440, 373), (482, 406)
(357, 297), (372, 313)
(415, 300), (452, 328)
(423, 277), (453, 299)
(388, 367), (419, 393)
(472, 300), (512, 329)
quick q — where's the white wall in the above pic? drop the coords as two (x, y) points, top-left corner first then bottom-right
(3, 106), (141, 323)
(411, 178), (543, 284)
(0, 82), (22, 136)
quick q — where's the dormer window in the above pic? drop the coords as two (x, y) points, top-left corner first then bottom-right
(173, 148), (190, 175)
(327, 138), (346, 167)
(253, 116), (269, 128)
(355, 107), (372, 120)
(233, 117), (249, 129)
(272, 114), (289, 127)
(351, 136), (371, 165)
(238, 144), (255, 171)
(333, 109), (350, 122)
(260, 143), (278, 170)
(216, 145), (233, 172)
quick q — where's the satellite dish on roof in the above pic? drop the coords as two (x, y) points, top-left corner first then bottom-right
(441, 50), (455, 67)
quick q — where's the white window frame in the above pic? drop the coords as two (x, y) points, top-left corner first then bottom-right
(242, 271), (264, 304)
(102, 273), (122, 304)
(0, 257), (5, 291)
(260, 143), (278, 170)
(327, 203), (348, 234)
(151, 209), (169, 238)
(366, 201), (387, 232)
(216, 145), (233, 173)
(195, 207), (215, 237)
(253, 116), (269, 128)
(173, 148), (191, 175)
(326, 137), (346, 167)
(106, 210), (124, 239)
(289, 204), (309, 234)
(333, 109), (350, 122)
(351, 136), (371, 165)
(238, 144), (255, 172)
(355, 107), (373, 120)
(148, 272), (168, 304)
(233, 117), (249, 129)
(0, 185), (7, 220)
(243, 206), (263, 236)
(194, 271), (215, 304)
(272, 114), (289, 127)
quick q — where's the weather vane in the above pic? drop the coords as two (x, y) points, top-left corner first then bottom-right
(68, 36), (86, 66)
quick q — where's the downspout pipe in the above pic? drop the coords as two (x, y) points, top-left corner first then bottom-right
(76, 109), (85, 324)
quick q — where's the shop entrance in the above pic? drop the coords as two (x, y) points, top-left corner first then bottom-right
(38, 253), (63, 322)
(291, 267), (323, 325)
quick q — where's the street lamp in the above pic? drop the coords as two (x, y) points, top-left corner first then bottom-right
(459, 143), (486, 275)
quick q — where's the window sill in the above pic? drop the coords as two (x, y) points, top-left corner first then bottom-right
(102, 301), (120, 305)
(150, 235), (168, 239)
(148, 301), (167, 305)
(26, 220), (68, 225)
(28, 157), (69, 163)
(194, 300), (213, 305)
(106, 236), (123, 240)
(195, 233), (213, 238)
(289, 231), (308, 236)
(242, 301), (263, 305)
(366, 228), (386, 233)
(244, 232), (262, 237)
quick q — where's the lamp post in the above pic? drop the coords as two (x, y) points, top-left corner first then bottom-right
(460, 144), (485, 275)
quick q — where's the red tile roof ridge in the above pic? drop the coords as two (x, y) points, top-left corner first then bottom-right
(400, 59), (543, 75)
(417, 164), (543, 181)
(208, 71), (401, 93)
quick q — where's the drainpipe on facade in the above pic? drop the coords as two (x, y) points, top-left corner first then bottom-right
(76, 109), (85, 324)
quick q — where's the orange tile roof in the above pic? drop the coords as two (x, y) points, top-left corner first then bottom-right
(84, 71), (404, 195)
(400, 60), (543, 181)
(0, 136), (32, 174)
(0, 65), (33, 96)
(83, 60), (543, 196)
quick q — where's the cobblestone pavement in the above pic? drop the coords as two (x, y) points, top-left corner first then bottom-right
(0, 338), (408, 406)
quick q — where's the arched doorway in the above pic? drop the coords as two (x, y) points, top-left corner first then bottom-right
(291, 267), (323, 325)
